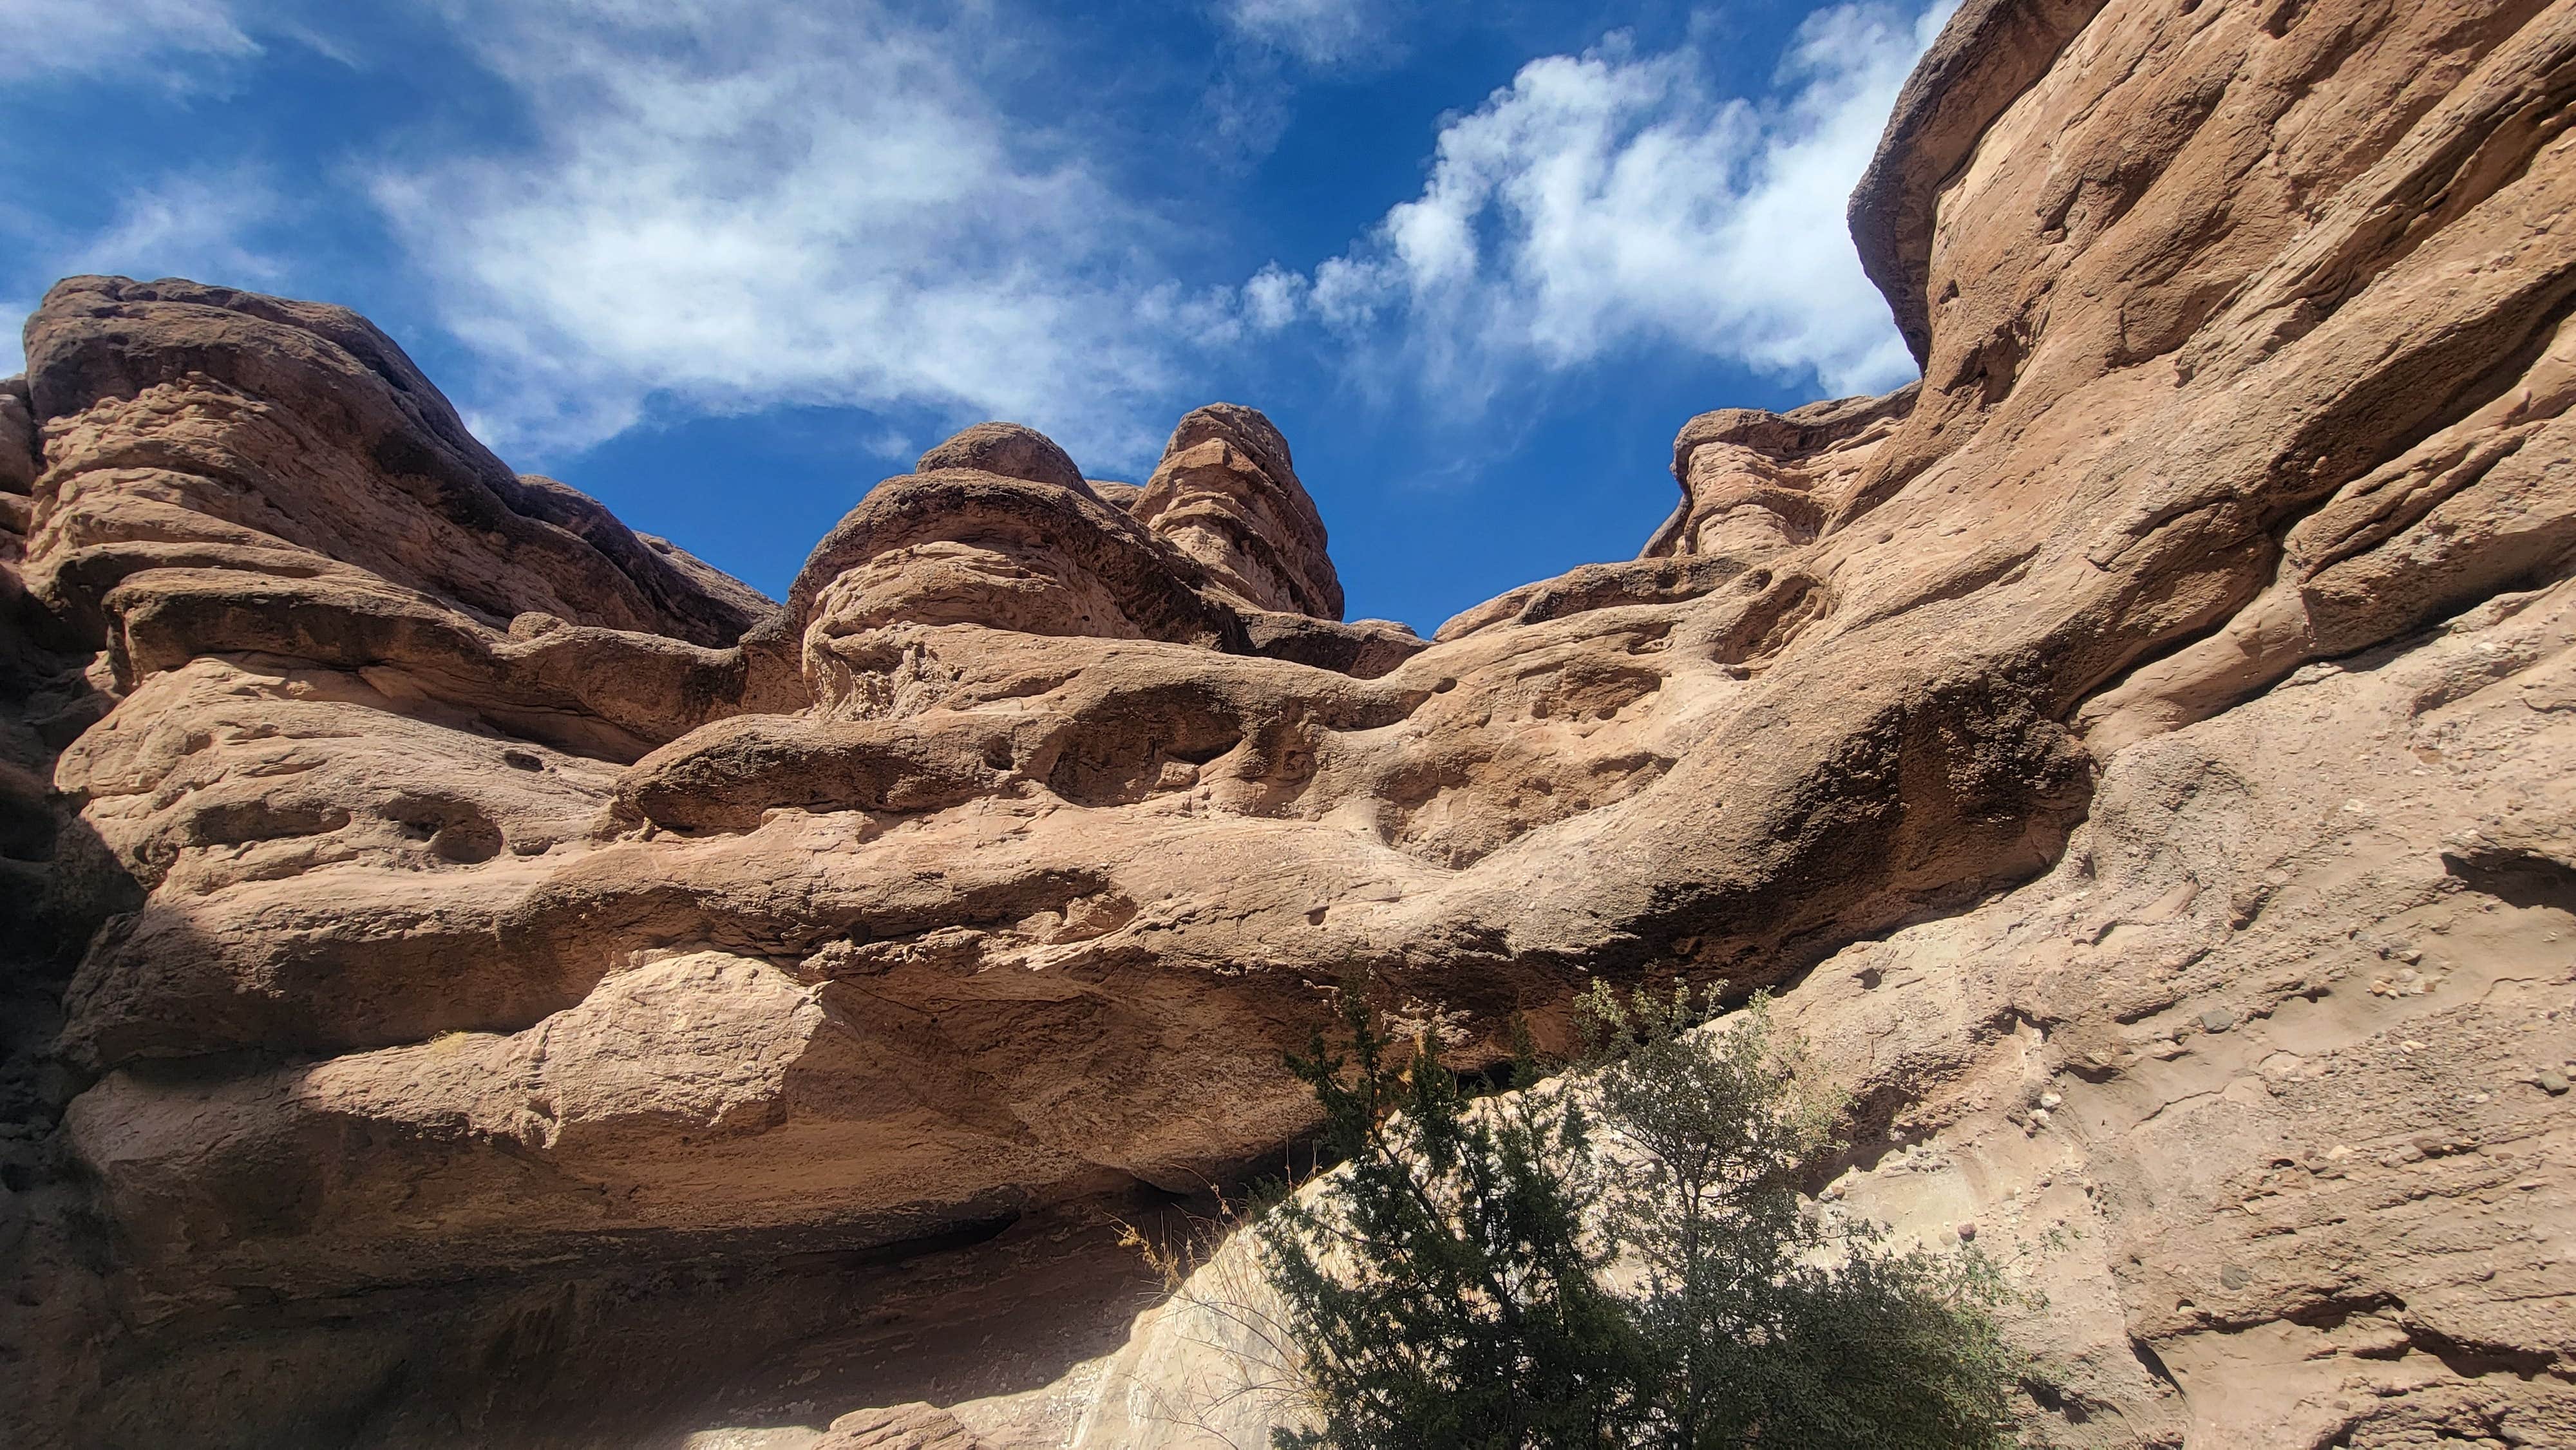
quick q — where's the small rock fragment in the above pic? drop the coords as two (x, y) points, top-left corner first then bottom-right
(2201, 1008), (2236, 1033)
(2539, 1070), (2570, 1096)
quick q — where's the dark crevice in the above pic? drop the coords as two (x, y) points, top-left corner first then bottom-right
(2400, 1323), (2561, 1380)
(2284, 1291), (2407, 1330)
(2130, 1335), (2183, 1394)
(2441, 847), (2576, 914)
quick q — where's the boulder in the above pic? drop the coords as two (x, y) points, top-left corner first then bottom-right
(915, 421), (1092, 496)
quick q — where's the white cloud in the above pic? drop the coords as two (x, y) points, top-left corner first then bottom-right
(1257, 2), (1952, 403)
(0, 0), (258, 84)
(1243, 264), (1308, 332)
(0, 169), (286, 375)
(1219, 0), (1388, 67)
(372, 0), (1197, 469)
(66, 172), (286, 285)
(12, 0), (1953, 470)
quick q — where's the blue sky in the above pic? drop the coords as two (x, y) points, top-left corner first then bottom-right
(2, 0), (1948, 634)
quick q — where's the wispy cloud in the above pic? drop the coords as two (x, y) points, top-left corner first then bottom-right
(65, 172), (287, 285)
(384, 0), (1944, 470)
(1218, 0), (1394, 68)
(1198, 0), (1418, 165)
(1251, 1), (1950, 404)
(10, 0), (1948, 473)
(0, 169), (287, 373)
(0, 0), (258, 86)
(370, 0), (1213, 469)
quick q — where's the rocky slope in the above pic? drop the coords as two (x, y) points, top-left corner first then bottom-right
(5, 0), (2575, 1444)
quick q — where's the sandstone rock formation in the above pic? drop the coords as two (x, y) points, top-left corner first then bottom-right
(5, 0), (2576, 1444)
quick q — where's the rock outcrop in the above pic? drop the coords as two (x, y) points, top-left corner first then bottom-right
(5, 0), (2576, 1445)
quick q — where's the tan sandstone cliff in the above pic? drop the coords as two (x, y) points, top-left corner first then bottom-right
(5, 0), (2575, 1445)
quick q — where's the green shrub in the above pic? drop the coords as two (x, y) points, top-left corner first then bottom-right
(1257, 979), (2024, 1450)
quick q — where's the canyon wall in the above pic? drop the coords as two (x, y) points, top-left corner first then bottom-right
(5, 0), (2575, 1444)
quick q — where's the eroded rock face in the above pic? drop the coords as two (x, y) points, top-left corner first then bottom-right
(5, 0), (2576, 1444)
(986, 576), (2576, 1450)
(1133, 402), (1343, 619)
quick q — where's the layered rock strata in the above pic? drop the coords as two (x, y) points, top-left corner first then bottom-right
(3, 0), (2575, 1444)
